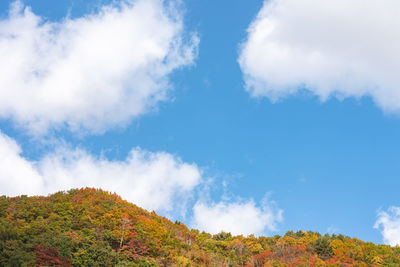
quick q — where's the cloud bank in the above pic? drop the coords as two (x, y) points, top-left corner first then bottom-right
(375, 207), (400, 246)
(0, 0), (198, 134)
(0, 130), (283, 234)
(192, 199), (283, 236)
(0, 131), (201, 213)
(239, 0), (400, 112)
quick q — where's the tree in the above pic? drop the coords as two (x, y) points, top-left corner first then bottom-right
(312, 236), (334, 260)
(33, 244), (71, 266)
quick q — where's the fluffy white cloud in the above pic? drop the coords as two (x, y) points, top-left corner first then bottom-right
(239, 0), (400, 112)
(375, 207), (400, 246)
(0, 0), (198, 134)
(192, 199), (283, 236)
(0, 131), (284, 231)
(0, 131), (201, 213)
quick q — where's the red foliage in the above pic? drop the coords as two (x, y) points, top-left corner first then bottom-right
(325, 254), (357, 265)
(249, 251), (273, 266)
(33, 244), (71, 267)
(120, 231), (149, 260)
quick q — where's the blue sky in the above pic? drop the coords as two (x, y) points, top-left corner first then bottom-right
(0, 0), (400, 245)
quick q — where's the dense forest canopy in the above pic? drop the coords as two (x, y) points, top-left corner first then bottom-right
(0, 188), (399, 266)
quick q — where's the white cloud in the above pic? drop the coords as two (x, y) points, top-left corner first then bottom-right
(0, 131), (202, 213)
(239, 0), (400, 112)
(375, 207), (400, 246)
(192, 198), (283, 236)
(0, 131), (284, 232)
(0, 0), (198, 134)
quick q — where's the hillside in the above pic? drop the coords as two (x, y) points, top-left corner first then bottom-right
(0, 188), (399, 266)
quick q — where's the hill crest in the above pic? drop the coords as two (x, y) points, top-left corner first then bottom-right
(0, 188), (399, 266)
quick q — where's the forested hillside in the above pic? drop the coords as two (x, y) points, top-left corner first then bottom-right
(0, 188), (399, 266)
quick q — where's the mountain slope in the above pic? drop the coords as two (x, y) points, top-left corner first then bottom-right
(0, 188), (399, 266)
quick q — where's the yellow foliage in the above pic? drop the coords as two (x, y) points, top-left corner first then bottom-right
(174, 255), (193, 267)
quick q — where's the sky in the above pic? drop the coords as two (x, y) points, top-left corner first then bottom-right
(0, 0), (400, 245)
